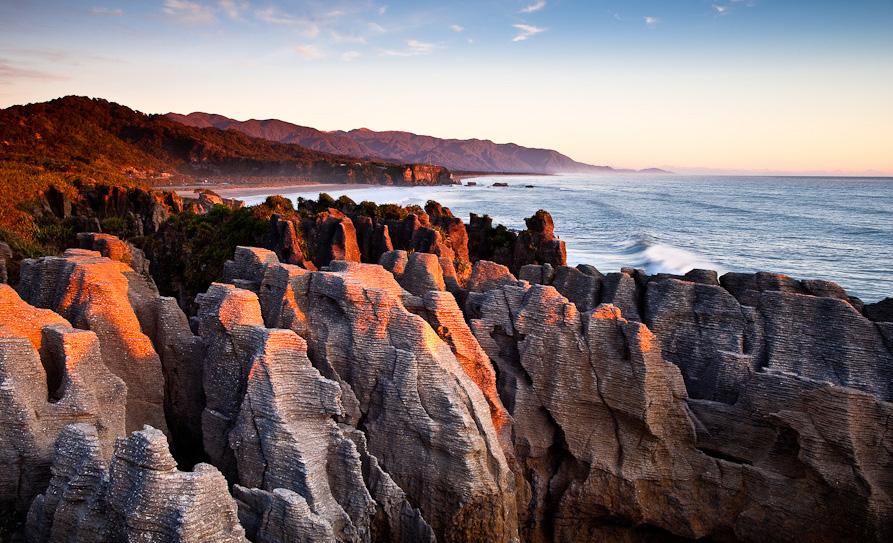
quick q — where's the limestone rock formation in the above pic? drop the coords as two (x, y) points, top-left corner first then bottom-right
(292, 260), (519, 542)
(865, 297), (893, 322)
(267, 214), (315, 269)
(644, 274), (893, 402)
(17, 249), (168, 433)
(196, 278), (437, 542)
(77, 232), (151, 278)
(469, 277), (893, 542)
(0, 289), (125, 518)
(511, 210), (566, 273)
(309, 209), (362, 268)
(380, 251), (446, 296)
(27, 424), (247, 542)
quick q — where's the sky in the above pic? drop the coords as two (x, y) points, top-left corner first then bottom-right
(1, 0), (891, 175)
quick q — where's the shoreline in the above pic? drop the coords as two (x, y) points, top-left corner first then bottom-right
(170, 171), (550, 199)
(175, 183), (378, 200)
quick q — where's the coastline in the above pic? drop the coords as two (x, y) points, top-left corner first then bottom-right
(171, 171), (551, 199)
(175, 183), (377, 200)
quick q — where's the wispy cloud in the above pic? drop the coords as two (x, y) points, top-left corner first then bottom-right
(90, 6), (124, 17)
(294, 44), (324, 60)
(218, 0), (249, 21)
(0, 58), (67, 84)
(331, 31), (367, 44)
(382, 39), (439, 57)
(254, 6), (319, 37)
(712, 0), (757, 15)
(378, 5), (387, 16)
(519, 1), (546, 14)
(450, 24), (464, 33)
(512, 23), (546, 42)
(163, 0), (215, 24)
(367, 21), (387, 34)
(644, 16), (659, 28)
(341, 50), (361, 62)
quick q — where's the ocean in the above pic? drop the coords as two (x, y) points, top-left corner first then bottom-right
(233, 174), (892, 303)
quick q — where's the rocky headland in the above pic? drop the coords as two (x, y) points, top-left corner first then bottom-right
(1, 184), (891, 542)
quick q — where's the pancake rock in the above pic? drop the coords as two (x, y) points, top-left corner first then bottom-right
(196, 281), (432, 541)
(469, 276), (893, 542)
(0, 297), (126, 518)
(511, 210), (566, 273)
(267, 213), (315, 269)
(77, 232), (151, 278)
(380, 251), (446, 297)
(308, 209), (362, 268)
(291, 260), (518, 542)
(27, 424), (246, 542)
(17, 249), (168, 433)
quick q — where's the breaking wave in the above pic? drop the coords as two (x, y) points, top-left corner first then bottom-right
(618, 235), (722, 275)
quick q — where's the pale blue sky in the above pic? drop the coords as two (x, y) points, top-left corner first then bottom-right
(2, 1), (891, 173)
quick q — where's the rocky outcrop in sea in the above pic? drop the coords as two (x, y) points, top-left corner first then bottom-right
(0, 196), (891, 542)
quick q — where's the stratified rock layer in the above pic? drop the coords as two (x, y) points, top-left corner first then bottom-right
(27, 424), (247, 542)
(17, 249), (168, 433)
(196, 279), (435, 542)
(468, 271), (893, 542)
(292, 261), (519, 542)
(0, 287), (126, 518)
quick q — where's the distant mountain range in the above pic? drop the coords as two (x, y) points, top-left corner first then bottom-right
(0, 96), (451, 187)
(166, 112), (666, 175)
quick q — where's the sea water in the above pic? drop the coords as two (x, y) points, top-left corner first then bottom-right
(235, 174), (892, 302)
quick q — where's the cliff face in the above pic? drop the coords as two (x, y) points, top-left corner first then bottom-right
(1, 198), (891, 542)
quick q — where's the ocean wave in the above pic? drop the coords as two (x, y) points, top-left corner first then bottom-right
(618, 235), (722, 275)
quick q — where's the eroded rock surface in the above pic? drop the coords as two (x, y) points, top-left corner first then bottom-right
(469, 278), (893, 542)
(17, 249), (168, 433)
(289, 260), (519, 542)
(0, 315), (126, 519)
(27, 424), (246, 542)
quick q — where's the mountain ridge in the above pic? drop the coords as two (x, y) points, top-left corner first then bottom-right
(166, 111), (667, 174)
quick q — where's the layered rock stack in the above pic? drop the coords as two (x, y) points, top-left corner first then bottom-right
(0, 220), (891, 543)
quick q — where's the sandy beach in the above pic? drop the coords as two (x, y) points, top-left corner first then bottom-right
(175, 183), (375, 200)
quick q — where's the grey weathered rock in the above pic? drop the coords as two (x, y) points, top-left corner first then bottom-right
(470, 278), (893, 542)
(17, 250), (168, 433)
(223, 246), (280, 293)
(28, 424), (247, 542)
(227, 326), (375, 541)
(644, 275), (893, 402)
(234, 486), (336, 543)
(378, 250), (408, 279)
(865, 297), (893, 322)
(395, 252), (446, 296)
(1, 289), (126, 519)
(197, 280), (430, 542)
(154, 296), (206, 464)
(310, 209), (362, 268)
(294, 260), (519, 542)
(195, 283), (265, 478)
